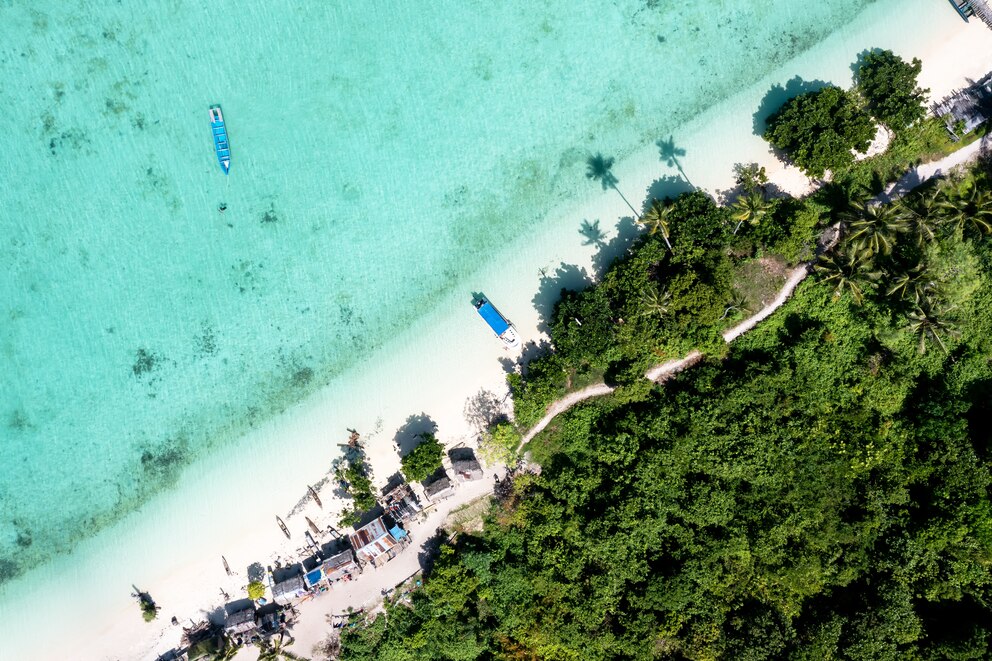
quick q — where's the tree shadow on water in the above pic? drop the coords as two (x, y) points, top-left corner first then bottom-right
(532, 263), (592, 333)
(753, 76), (831, 136)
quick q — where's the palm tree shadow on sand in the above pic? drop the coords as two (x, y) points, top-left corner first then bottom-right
(656, 135), (692, 187)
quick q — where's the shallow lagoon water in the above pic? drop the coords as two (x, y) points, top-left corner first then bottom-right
(0, 0), (893, 588)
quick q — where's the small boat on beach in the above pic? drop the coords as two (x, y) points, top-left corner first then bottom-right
(308, 485), (323, 508)
(474, 297), (521, 349)
(276, 515), (291, 539)
(208, 104), (231, 174)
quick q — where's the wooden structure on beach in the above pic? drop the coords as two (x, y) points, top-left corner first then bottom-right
(423, 472), (456, 501)
(382, 483), (422, 521)
(932, 72), (992, 138)
(223, 607), (258, 637)
(951, 0), (992, 29)
(349, 516), (403, 566)
(271, 573), (307, 605)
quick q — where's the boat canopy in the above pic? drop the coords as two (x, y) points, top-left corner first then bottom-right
(477, 301), (510, 335)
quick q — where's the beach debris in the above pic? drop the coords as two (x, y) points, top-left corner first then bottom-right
(276, 515), (291, 539)
(222, 555), (232, 576)
(308, 484), (323, 508)
(348, 428), (361, 446)
(306, 516), (321, 535)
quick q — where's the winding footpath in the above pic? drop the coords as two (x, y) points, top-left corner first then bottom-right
(518, 135), (989, 450)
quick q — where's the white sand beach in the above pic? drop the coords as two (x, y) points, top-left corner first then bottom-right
(4, 12), (991, 661)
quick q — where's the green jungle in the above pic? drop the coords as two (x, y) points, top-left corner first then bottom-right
(336, 51), (992, 660)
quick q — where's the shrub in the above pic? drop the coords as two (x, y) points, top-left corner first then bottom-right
(764, 86), (876, 177)
(479, 422), (522, 465)
(247, 580), (266, 601)
(401, 433), (445, 482)
(855, 50), (928, 131)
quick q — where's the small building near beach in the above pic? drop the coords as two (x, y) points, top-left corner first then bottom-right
(382, 483), (422, 521)
(349, 516), (402, 566)
(452, 456), (483, 482)
(322, 548), (361, 582)
(223, 607), (258, 636)
(424, 473), (455, 501)
(933, 72), (992, 138)
(271, 574), (306, 605)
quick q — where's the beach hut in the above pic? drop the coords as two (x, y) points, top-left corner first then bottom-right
(349, 516), (401, 566)
(423, 473), (455, 501)
(452, 456), (483, 482)
(322, 548), (361, 582)
(382, 483), (422, 521)
(223, 607), (258, 637)
(271, 574), (306, 605)
(933, 73), (992, 138)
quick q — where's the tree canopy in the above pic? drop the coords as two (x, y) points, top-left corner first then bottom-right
(401, 433), (445, 482)
(855, 49), (929, 131)
(764, 86), (877, 177)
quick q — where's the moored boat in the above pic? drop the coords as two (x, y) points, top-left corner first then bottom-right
(209, 104), (231, 174)
(474, 297), (521, 349)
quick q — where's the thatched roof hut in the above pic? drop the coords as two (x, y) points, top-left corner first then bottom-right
(223, 607), (258, 635)
(452, 456), (483, 482)
(424, 473), (455, 501)
(323, 548), (360, 581)
(271, 574), (306, 605)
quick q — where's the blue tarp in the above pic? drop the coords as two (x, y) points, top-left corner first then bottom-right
(305, 568), (323, 587)
(477, 301), (509, 335)
(389, 525), (408, 540)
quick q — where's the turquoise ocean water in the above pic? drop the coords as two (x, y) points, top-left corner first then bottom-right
(0, 0), (888, 594)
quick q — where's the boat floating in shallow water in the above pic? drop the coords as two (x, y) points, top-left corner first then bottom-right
(209, 104), (231, 174)
(474, 297), (521, 349)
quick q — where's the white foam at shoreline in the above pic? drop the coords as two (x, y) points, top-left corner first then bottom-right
(3, 4), (992, 660)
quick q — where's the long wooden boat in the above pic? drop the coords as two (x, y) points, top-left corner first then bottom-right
(208, 104), (231, 174)
(276, 515), (291, 539)
(308, 485), (323, 508)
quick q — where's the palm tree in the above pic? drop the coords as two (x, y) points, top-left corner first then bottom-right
(905, 300), (959, 355)
(638, 286), (672, 318)
(586, 153), (638, 216)
(886, 263), (937, 304)
(937, 184), (992, 236)
(814, 251), (878, 304)
(211, 643), (240, 661)
(730, 191), (774, 234)
(638, 199), (674, 251)
(897, 191), (943, 246)
(843, 202), (907, 258)
(657, 136), (692, 186)
(256, 632), (308, 661)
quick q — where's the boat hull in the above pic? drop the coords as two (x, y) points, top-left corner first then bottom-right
(474, 298), (521, 350)
(209, 104), (231, 174)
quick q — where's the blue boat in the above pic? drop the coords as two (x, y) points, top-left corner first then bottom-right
(209, 104), (231, 174)
(474, 297), (521, 349)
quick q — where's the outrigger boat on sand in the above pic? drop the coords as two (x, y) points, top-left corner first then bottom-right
(209, 104), (231, 174)
(474, 297), (521, 349)
(276, 515), (290, 539)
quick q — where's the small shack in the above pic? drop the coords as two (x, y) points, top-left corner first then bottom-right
(349, 516), (401, 566)
(322, 548), (361, 582)
(271, 574), (306, 605)
(452, 457), (483, 482)
(423, 473), (456, 501)
(933, 72), (992, 139)
(382, 483), (422, 521)
(223, 607), (257, 637)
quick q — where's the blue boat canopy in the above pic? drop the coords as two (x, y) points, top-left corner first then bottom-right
(477, 301), (510, 335)
(389, 525), (408, 541)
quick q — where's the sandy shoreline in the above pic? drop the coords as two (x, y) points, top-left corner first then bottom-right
(3, 10), (991, 661)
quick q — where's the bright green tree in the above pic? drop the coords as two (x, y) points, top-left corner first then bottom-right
(855, 50), (929, 130)
(764, 86), (876, 177)
(247, 580), (266, 601)
(401, 433), (445, 482)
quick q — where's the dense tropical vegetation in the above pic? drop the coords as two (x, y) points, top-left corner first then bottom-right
(335, 51), (992, 660)
(401, 432), (446, 482)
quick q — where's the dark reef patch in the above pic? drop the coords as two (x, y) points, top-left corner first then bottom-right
(132, 347), (160, 377)
(139, 434), (191, 489)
